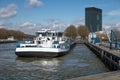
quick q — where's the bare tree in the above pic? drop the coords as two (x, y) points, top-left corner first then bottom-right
(77, 25), (89, 39)
(64, 25), (77, 39)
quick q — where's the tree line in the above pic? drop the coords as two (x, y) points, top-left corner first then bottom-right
(0, 28), (34, 40)
(1, 26), (119, 41)
(64, 25), (120, 42)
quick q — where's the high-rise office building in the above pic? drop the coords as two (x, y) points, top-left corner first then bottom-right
(85, 7), (102, 32)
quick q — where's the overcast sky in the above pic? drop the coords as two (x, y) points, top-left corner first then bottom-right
(0, 0), (120, 34)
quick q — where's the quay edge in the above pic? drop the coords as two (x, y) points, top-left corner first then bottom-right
(85, 42), (120, 70)
(69, 71), (120, 80)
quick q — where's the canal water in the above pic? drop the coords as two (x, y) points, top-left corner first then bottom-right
(0, 43), (109, 80)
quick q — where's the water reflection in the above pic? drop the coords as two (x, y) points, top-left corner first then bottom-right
(16, 57), (60, 72)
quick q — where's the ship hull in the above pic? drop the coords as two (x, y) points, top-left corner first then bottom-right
(15, 47), (69, 57)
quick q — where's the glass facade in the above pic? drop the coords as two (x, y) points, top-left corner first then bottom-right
(85, 7), (102, 32)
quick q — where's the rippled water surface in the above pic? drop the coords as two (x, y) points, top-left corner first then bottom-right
(0, 43), (109, 80)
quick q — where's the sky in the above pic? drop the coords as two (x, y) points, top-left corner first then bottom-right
(0, 0), (120, 34)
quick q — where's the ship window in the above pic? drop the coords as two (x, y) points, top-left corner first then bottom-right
(58, 32), (63, 37)
(38, 41), (41, 44)
(53, 33), (55, 36)
(53, 41), (59, 44)
(43, 33), (47, 36)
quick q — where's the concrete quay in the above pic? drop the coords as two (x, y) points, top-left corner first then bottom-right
(70, 71), (120, 80)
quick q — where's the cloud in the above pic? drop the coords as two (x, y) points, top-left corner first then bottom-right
(19, 21), (42, 29)
(72, 17), (85, 26)
(103, 22), (120, 32)
(0, 22), (3, 25)
(0, 21), (4, 28)
(45, 18), (65, 24)
(18, 22), (47, 34)
(0, 18), (67, 34)
(19, 22), (33, 27)
(107, 9), (120, 16)
(115, 23), (120, 27)
(0, 21), (13, 28)
(44, 18), (67, 31)
(0, 21), (42, 34)
(27, 0), (43, 7)
(0, 4), (17, 19)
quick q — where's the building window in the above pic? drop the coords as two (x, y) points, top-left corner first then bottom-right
(97, 15), (99, 21)
(97, 25), (99, 31)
